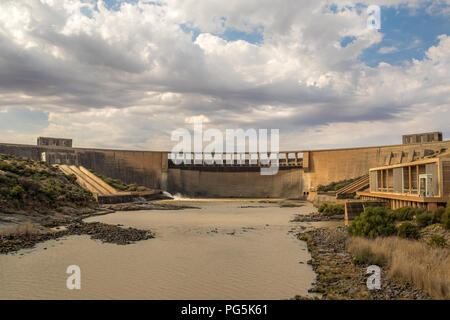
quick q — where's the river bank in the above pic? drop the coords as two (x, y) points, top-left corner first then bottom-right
(295, 227), (431, 300)
(0, 200), (200, 254)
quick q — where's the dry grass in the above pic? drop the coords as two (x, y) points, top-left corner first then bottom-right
(347, 236), (450, 299)
(0, 221), (40, 238)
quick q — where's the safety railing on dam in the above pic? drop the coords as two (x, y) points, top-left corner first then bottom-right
(168, 152), (304, 168)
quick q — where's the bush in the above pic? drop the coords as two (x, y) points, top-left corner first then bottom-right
(397, 222), (420, 239)
(441, 211), (450, 230)
(415, 211), (442, 228)
(9, 185), (25, 199)
(348, 206), (397, 238)
(317, 177), (360, 192)
(65, 174), (77, 184)
(429, 235), (447, 248)
(352, 247), (387, 266)
(416, 211), (432, 228)
(433, 207), (446, 222)
(390, 207), (424, 221)
(318, 203), (344, 216)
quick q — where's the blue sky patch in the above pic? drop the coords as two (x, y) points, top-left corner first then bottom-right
(180, 23), (263, 45)
(0, 108), (49, 134)
(359, 3), (450, 67)
(341, 36), (357, 48)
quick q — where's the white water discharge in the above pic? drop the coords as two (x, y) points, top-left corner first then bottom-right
(0, 200), (341, 300)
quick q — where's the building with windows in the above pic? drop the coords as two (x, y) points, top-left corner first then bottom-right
(402, 132), (442, 145)
(357, 151), (450, 211)
(37, 137), (72, 148)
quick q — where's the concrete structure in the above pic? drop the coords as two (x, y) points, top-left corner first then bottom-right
(168, 167), (302, 198)
(1, 135), (450, 199)
(37, 137), (72, 148)
(402, 132), (442, 145)
(335, 175), (369, 199)
(59, 165), (168, 204)
(357, 151), (450, 211)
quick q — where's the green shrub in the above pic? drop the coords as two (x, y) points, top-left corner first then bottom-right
(352, 247), (387, 266)
(9, 185), (25, 199)
(317, 177), (361, 192)
(429, 235), (447, 248)
(416, 212), (431, 228)
(433, 207), (446, 222)
(441, 211), (450, 230)
(318, 203), (328, 213)
(348, 206), (397, 238)
(65, 174), (77, 184)
(391, 207), (424, 221)
(318, 203), (344, 216)
(397, 222), (420, 239)
(415, 211), (441, 228)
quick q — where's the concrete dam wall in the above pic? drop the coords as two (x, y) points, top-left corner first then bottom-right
(167, 167), (303, 198)
(302, 141), (450, 191)
(1, 140), (450, 198)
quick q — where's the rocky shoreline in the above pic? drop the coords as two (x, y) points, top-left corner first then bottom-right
(0, 200), (198, 255)
(291, 212), (344, 222)
(296, 227), (430, 300)
(0, 220), (155, 254)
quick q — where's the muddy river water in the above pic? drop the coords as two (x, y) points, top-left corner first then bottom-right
(0, 199), (341, 300)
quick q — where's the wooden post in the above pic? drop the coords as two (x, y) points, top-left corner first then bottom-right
(386, 169), (389, 192)
(408, 166), (412, 194)
(416, 165), (419, 195)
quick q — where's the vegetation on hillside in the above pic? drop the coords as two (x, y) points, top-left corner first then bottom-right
(89, 170), (149, 192)
(0, 153), (94, 211)
(318, 203), (345, 216)
(317, 176), (362, 192)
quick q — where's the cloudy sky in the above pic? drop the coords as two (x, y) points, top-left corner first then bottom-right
(0, 0), (449, 151)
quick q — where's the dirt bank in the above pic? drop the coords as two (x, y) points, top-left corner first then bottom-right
(0, 200), (198, 254)
(0, 220), (155, 254)
(296, 227), (431, 300)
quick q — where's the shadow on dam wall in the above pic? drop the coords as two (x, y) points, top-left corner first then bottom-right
(2, 140), (450, 198)
(167, 167), (304, 198)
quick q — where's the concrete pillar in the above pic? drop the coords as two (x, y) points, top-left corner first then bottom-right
(160, 153), (168, 191)
(428, 202), (437, 211)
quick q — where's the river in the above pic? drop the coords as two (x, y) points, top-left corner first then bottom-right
(0, 199), (341, 300)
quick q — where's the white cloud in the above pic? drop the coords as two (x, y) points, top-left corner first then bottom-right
(0, 0), (448, 151)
